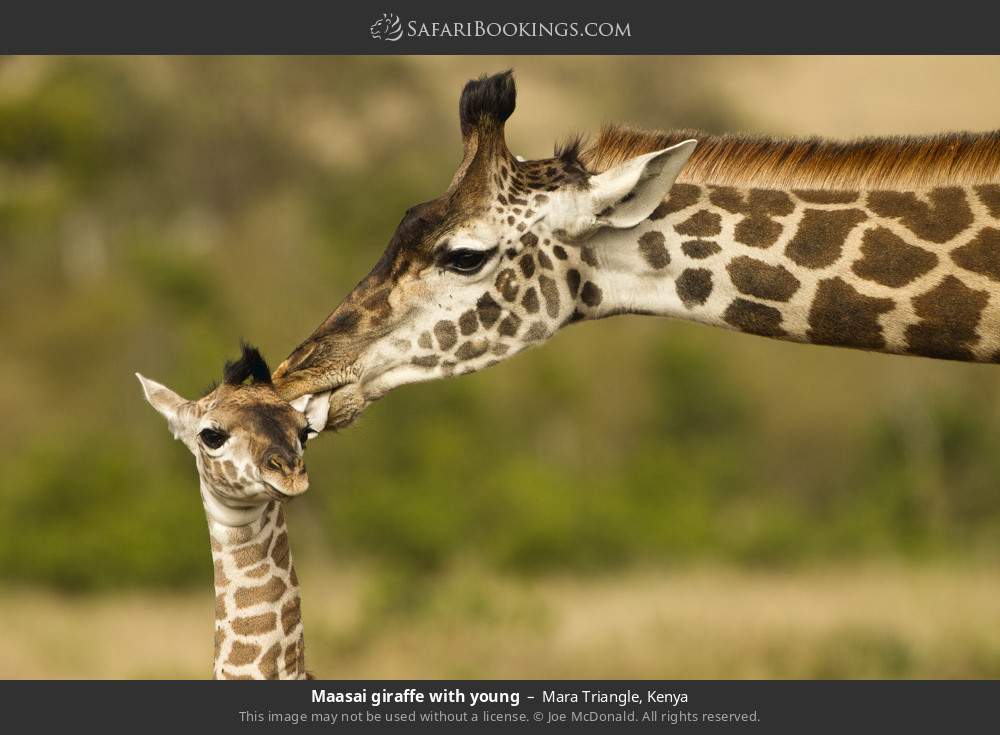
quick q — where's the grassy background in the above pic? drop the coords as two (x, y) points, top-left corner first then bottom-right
(2, 56), (1000, 677)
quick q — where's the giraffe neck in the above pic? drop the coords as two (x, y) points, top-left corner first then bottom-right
(585, 183), (1000, 363)
(204, 489), (307, 680)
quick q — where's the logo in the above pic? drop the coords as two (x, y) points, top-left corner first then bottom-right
(370, 12), (403, 41)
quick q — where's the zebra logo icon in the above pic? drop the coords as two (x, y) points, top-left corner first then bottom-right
(370, 13), (404, 42)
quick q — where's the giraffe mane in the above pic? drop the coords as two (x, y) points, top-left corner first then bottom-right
(576, 124), (1000, 190)
(223, 342), (273, 386)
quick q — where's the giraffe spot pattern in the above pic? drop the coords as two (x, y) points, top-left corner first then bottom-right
(784, 208), (867, 268)
(852, 227), (939, 287)
(434, 320), (458, 351)
(519, 253), (536, 278)
(793, 189), (860, 204)
(581, 282), (603, 308)
(521, 287), (539, 314)
(710, 187), (794, 249)
(674, 209), (722, 237)
(638, 231), (670, 269)
(538, 274), (561, 318)
(975, 185), (1000, 218)
(411, 355), (439, 368)
(234, 576), (287, 609)
(498, 313), (522, 337)
(906, 275), (989, 360)
(280, 597), (301, 636)
(496, 268), (520, 301)
(867, 187), (973, 244)
(566, 269), (581, 298)
(681, 240), (721, 259)
(458, 309), (479, 335)
(258, 642), (281, 678)
(649, 183), (701, 220)
(524, 322), (548, 341)
(476, 292), (502, 327)
(232, 612), (278, 636)
(520, 232), (538, 247)
(226, 640), (261, 666)
(537, 249), (554, 270)
(271, 531), (289, 570)
(580, 247), (598, 267)
(553, 245), (568, 260)
(676, 269), (713, 308)
(807, 277), (894, 350)
(232, 541), (269, 568)
(724, 298), (786, 337)
(727, 256), (800, 302)
(455, 340), (489, 361)
(951, 227), (1000, 282)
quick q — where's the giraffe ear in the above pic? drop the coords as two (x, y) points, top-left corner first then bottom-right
(586, 139), (697, 230)
(136, 373), (200, 440)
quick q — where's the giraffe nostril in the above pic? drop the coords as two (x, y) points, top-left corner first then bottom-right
(267, 455), (283, 472)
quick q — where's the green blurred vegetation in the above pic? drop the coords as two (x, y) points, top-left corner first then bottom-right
(2, 56), (1000, 592)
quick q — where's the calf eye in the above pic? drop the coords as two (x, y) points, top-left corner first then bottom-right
(199, 428), (229, 449)
(444, 247), (496, 275)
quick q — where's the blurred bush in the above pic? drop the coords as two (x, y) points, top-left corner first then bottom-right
(2, 56), (1000, 590)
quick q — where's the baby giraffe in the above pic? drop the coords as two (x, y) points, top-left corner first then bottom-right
(137, 344), (328, 679)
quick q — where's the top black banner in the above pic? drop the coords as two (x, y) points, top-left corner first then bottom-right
(3, 0), (1000, 54)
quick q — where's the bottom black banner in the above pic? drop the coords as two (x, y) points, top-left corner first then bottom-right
(2, 680), (997, 732)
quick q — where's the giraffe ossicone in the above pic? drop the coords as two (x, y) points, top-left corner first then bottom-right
(270, 70), (1000, 431)
(138, 344), (326, 679)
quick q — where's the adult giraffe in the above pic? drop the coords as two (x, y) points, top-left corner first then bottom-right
(272, 70), (1000, 428)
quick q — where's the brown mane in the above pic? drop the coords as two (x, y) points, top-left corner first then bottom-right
(578, 125), (1000, 190)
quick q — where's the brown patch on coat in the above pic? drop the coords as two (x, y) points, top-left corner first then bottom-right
(232, 541), (269, 568)
(434, 320), (458, 351)
(458, 309), (479, 336)
(271, 531), (290, 571)
(793, 190), (860, 204)
(906, 275), (989, 360)
(226, 640), (261, 667)
(676, 269), (713, 308)
(975, 185), (1000, 218)
(580, 282), (603, 308)
(951, 227), (1000, 282)
(498, 313), (522, 337)
(867, 187), (973, 244)
(709, 187), (795, 248)
(280, 597), (301, 635)
(476, 292), (502, 327)
(231, 612), (278, 636)
(538, 274), (561, 318)
(417, 332), (433, 350)
(681, 240), (721, 259)
(518, 253), (536, 278)
(649, 183), (701, 219)
(521, 287), (539, 314)
(520, 232), (538, 248)
(852, 227), (939, 287)
(675, 210), (722, 237)
(785, 208), (867, 268)
(565, 269), (581, 298)
(234, 577), (287, 609)
(580, 246), (599, 267)
(258, 642), (281, 679)
(727, 256), (800, 302)
(455, 340), (488, 361)
(807, 277), (894, 350)
(723, 299), (785, 337)
(495, 268), (520, 301)
(638, 231), (670, 269)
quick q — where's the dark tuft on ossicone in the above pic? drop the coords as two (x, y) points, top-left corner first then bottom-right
(459, 70), (516, 137)
(223, 342), (272, 385)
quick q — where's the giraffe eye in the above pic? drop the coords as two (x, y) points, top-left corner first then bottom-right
(444, 247), (496, 275)
(199, 428), (229, 449)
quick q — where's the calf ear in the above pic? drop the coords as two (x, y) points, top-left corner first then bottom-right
(289, 392), (331, 438)
(587, 139), (697, 230)
(136, 374), (200, 440)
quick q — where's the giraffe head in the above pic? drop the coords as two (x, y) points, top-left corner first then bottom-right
(138, 344), (324, 524)
(273, 70), (696, 427)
